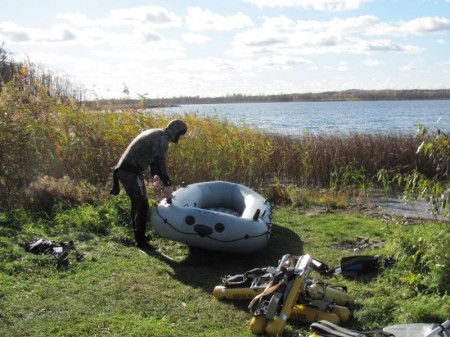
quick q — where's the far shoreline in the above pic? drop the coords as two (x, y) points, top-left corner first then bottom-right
(90, 88), (450, 108)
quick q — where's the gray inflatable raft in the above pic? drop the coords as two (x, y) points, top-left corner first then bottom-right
(151, 181), (272, 254)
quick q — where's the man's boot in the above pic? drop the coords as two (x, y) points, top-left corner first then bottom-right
(135, 230), (154, 250)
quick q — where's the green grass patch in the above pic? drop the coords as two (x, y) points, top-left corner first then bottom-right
(1, 204), (448, 336)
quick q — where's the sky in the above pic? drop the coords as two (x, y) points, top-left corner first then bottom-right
(1, 0), (450, 99)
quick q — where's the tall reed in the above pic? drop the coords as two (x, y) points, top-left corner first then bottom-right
(0, 54), (437, 210)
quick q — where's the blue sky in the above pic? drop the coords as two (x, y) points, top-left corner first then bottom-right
(1, 0), (450, 99)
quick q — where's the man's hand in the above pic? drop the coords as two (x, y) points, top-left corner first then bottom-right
(152, 175), (161, 187)
(164, 186), (173, 199)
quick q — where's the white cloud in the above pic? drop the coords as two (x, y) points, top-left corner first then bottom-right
(186, 7), (254, 31)
(236, 55), (313, 72)
(0, 21), (80, 44)
(91, 38), (185, 60)
(324, 60), (348, 71)
(56, 13), (93, 27)
(338, 60), (348, 71)
(402, 17), (450, 34)
(229, 15), (445, 57)
(229, 15), (422, 58)
(363, 58), (385, 66)
(172, 57), (235, 73)
(57, 5), (182, 28)
(401, 62), (416, 72)
(242, 0), (371, 12)
(364, 16), (450, 36)
(0, 21), (31, 42)
(182, 32), (211, 44)
(0, 19), (186, 63)
(362, 39), (417, 52)
(108, 6), (182, 27)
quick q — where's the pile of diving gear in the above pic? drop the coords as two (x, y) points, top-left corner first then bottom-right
(23, 238), (83, 267)
(213, 253), (447, 337)
(213, 254), (354, 336)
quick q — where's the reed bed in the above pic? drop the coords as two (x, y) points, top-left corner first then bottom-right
(0, 79), (434, 211)
(0, 49), (438, 210)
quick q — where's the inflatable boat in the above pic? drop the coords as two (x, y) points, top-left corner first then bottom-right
(150, 181), (272, 254)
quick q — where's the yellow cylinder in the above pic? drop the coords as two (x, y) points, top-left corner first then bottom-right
(265, 276), (305, 336)
(330, 305), (351, 323)
(308, 334), (323, 337)
(308, 283), (353, 306)
(291, 304), (340, 325)
(249, 315), (268, 334)
(212, 286), (261, 300)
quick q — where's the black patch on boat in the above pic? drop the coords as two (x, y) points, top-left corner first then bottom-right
(253, 209), (260, 221)
(194, 225), (213, 237)
(215, 223), (225, 233)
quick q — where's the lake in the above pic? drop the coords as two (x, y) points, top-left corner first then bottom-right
(159, 100), (450, 136)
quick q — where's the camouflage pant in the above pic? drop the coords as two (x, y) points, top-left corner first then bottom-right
(117, 169), (149, 245)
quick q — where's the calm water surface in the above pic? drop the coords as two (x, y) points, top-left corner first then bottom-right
(160, 100), (450, 136)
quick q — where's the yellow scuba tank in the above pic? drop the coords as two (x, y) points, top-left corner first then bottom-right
(330, 304), (351, 323)
(213, 285), (263, 300)
(264, 255), (312, 336)
(249, 315), (269, 334)
(291, 304), (340, 324)
(306, 282), (353, 306)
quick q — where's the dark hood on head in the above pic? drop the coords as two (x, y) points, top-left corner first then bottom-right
(166, 119), (187, 143)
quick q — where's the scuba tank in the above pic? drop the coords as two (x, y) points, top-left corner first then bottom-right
(291, 304), (340, 325)
(306, 281), (353, 306)
(293, 302), (351, 323)
(249, 314), (269, 334)
(213, 285), (263, 300)
(330, 304), (351, 323)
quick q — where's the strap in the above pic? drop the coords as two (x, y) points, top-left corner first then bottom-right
(265, 291), (283, 319)
(110, 168), (120, 195)
(221, 267), (270, 287)
(248, 282), (283, 314)
(424, 319), (450, 337)
(311, 321), (364, 337)
(310, 320), (393, 337)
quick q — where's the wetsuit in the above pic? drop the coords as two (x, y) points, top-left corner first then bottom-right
(110, 119), (187, 247)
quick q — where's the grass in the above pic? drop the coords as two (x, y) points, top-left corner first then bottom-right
(1, 47), (449, 336)
(1, 199), (448, 337)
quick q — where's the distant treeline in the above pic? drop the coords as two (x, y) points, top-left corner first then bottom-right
(96, 89), (450, 107)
